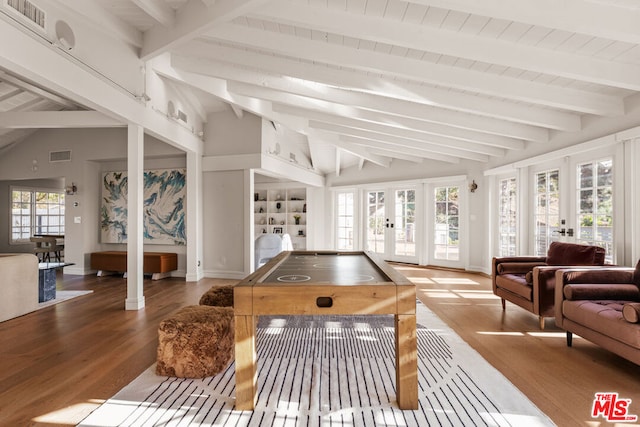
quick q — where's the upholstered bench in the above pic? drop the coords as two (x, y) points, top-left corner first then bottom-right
(156, 305), (234, 378)
(199, 283), (235, 307)
(90, 251), (177, 280)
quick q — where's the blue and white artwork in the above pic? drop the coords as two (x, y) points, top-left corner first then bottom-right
(100, 169), (186, 245)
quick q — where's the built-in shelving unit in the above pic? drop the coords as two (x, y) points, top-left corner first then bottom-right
(254, 186), (307, 249)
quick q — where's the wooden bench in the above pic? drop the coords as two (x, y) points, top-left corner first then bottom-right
(90, 251), (178, 280)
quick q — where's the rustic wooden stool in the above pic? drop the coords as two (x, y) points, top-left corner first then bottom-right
(156, 305), (234, 378)
(199, 283), (235, 307)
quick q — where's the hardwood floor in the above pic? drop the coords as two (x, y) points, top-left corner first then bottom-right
(1, 267), (638, 426)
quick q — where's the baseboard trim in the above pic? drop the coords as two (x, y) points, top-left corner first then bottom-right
(203, 269), (246, 280)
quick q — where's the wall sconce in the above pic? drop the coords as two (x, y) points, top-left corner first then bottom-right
(66, 183), (77, 195)
(469, 180), (478, 193)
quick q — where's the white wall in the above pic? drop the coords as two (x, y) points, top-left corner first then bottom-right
(204, 110), (261, 156)
(202, 170), (246, 278)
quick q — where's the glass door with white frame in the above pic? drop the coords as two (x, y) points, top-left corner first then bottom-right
(433, 185), (460, 262)
(534, 169), (561, 256)
(498, 177), (517, 257)
(575, 158), (614, 263)
(365, 188), (418, 263)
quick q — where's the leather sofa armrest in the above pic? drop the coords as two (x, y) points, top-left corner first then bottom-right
(491, 256), (546, 292)
(495, 261), (547, 275)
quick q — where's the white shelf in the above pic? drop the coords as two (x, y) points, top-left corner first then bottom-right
(254, 186), (307, 249)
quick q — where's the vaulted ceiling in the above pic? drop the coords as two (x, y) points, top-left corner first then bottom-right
(3, 0), (640, 175)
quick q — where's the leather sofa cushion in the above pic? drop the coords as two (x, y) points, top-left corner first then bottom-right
(634, 260), (640, 286)
(623, 303), (640, 323)
(496, 262), (546, 274)
(563, 300), (640, 349)
(563, 284), (640, 301)
(546, 241), (605, 266)
(495, 274), (532, 300)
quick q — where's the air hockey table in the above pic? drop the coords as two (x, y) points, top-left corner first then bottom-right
(233, 250), (417, 410)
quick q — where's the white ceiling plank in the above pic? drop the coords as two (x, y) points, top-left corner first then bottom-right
(312, 122), (490, 162)
(131, 0), (176, 27)
(174, 52), (593, 129)
(226, 80), (551, 143)
(174, 53), (548, 142)
(308, 130), (391, 168)
(341, 135), (460, 164)
(308, 119), (505, 157)
(204, 24), (595, 122)
(335, 148), (341, 177)
(141, 0), (270, 60)
(368, 148), (423, 164)
(272, 103), (525, 150)
(153, 63), (309, 131)
(253, 1), (640, 91)
(52, 0), (143, 47)
(407, 0), (640, 45)
(0, 111), (123, 128)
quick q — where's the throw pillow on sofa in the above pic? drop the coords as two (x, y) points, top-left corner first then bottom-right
(623, 303), (640, 323)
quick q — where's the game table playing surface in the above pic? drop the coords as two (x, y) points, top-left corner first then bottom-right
(234, 250), (418, 410)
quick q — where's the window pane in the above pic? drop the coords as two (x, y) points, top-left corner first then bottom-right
(576, 159), (613, 263)
(434, 186), (459, 261)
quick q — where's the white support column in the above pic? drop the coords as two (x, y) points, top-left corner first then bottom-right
(186, 150), (203, 281)
(246, 169), (255, 274)
(126, 124), (145, 310)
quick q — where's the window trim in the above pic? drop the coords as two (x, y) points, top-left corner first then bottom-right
(9, 185), (65, 245)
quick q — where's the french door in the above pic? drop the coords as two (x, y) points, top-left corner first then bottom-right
(366, 188), (417, 263)
(530, 154), (615, 262)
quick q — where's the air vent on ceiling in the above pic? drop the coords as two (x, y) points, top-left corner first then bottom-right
(49, 150), (71, 163)
(7, 0), (46, 29)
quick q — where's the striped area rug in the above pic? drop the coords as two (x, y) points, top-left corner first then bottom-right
(78, 303), (555, 426)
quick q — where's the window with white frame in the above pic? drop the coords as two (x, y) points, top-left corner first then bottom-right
(534, 169), (560, 256)
(576, 159), (613, 262)
(11, 188), (65, 243)
(434, 186), (459, 261)
(336, 191), (355, 250)
(498, 177), (517, 256)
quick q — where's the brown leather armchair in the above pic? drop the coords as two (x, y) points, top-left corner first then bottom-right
(492, 241), (606, 329)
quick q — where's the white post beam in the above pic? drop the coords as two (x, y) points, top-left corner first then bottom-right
(126, 124), (145, 310)
(186, 150), (203, 281)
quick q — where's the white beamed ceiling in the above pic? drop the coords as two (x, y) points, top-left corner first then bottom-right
(3, 0), (640, 174)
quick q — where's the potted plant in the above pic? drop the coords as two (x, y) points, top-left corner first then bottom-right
(293, 214), (301, 225)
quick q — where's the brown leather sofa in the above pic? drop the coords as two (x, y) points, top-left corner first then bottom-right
(555, 263), (640, 365)
(492, 241), (606, 329)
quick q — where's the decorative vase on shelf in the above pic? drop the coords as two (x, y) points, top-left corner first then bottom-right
(276, 202), (281, 212)
(294, 215), (301, 225)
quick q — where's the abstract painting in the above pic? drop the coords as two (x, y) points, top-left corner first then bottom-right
(100, 169), (186, 245)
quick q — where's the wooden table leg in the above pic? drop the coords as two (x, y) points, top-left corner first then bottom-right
(395, 313), (418, 409)
(235, 314), (257, 410)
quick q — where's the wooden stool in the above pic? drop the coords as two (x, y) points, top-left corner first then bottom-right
(156, 305), (234, 378)
(199, 284), (235, 307)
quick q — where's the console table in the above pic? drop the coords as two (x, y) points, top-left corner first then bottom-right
(38, 262), (73, 302)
